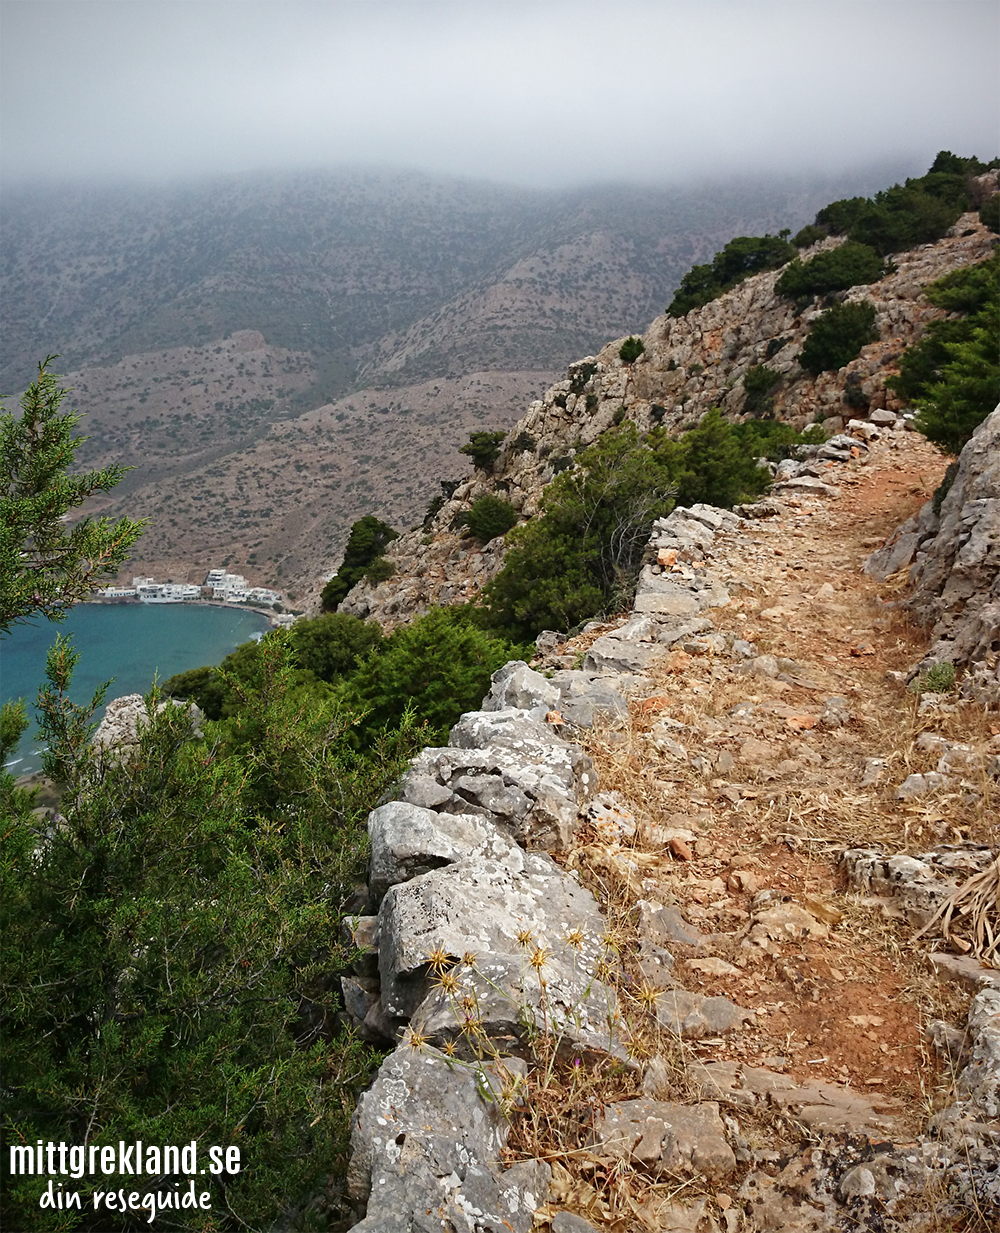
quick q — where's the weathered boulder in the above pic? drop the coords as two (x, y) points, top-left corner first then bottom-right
(656, 988), (754, 1039)
(348, 1046), (548, 1233)
(367, 802), (518, 905)
(401, 711), (594, 850)
(589, 1098), (736, 1179)
(92, 693), (204, 752)
(548, 669), (631, 728)
(900, 407), (1000, 700)
(377, 851), (617, 1055)
(481, 661), (559, 716)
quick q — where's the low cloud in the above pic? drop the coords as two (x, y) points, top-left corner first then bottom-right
(1, 1), (997, 188)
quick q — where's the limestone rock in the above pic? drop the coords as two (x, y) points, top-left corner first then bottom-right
(367, 801), (517, 904)
(377, 852), (617, 1055)
(407, 713), (594, 850)
(482, 661), (560, 716)
(590, 1098), (736, 1179)
(656, 988), (754, 1039)
(904, 406), (1000, 685)
(93, 694), (204, 752)
(692, 1060), (905, 1137)
(348, 1047), (547, 1233)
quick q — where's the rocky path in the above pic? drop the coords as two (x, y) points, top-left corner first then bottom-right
(531, 425), (999, 1230)
(343, 418), (997, 1233)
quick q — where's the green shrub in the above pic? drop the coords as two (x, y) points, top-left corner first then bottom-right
(914, 326), (999, 455)
(889, 254), (998, 453)
(847, 186), (961, 256)
(483, 424), (677, 639)
(2, 634), (419, 1230)
(731, 419), (826, 462)
(667, 234), (796, 316)
(816, 195), (875, 235)
(162, 663), (230, 718)
(291, 611), (383, 681)
(925, 253), (998, 316)
(651, 408), (774, 509)
(423, 491), (447, 526)
(511, 431), (537, 452)
(979, 194), (1000, 232)
(775, 241), (885, 299)
(793, 223), (828, 248)
(321, 515), (398, 610)
(569, 362), (598, 394)
(843, 372), (868, 409)
(337, 607), (523, 744)
(619, 336), (645, 363)
(799, 300), (878, 375)
(459, 430), (507, 472)
(363, 555), (395, 585)
(909, 661), (957, 694)
(888, 316), (970, 404)
(484, 412), (781, 639)
(742, 364), (782, 416)
(810, 155), (988, 257)
(465, 494), (518, 542)
(164, 612), (384, 719)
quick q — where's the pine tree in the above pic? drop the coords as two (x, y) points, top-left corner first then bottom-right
(1, 357), (146, 633)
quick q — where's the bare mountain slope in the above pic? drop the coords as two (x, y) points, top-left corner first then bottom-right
(3, 163), (913, 592)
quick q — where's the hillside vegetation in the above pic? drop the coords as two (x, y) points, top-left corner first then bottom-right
(339, 154), (998, 630)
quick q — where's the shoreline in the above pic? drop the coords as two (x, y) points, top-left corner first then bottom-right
(84, 596), (291, 627)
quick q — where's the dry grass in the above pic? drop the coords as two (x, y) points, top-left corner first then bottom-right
(914, 855), (1000, 964)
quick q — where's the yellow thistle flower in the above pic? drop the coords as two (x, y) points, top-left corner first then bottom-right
(426, 946), (452, 975)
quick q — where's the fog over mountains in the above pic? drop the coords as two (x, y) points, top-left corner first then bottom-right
(1, 162), (914, 596)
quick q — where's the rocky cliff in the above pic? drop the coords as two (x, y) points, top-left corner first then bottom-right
(866, 406), (999, 705)
(336, 202), (997, 628)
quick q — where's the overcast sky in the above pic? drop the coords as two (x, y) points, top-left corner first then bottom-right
(1, 0), (997, 190)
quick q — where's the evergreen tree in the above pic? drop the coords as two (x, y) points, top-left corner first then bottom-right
(1, 358), (146, 633)
(320, 515), (397, 610)
(914, 326), (999, 454)
(1, 634), (417, 1230)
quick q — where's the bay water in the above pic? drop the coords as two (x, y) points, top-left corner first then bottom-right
(1, 603), (270, 776)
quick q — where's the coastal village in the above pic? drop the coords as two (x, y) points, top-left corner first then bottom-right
(96, 568), (293, 622)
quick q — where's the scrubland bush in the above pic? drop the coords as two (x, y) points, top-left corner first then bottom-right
(320, 515), (398, 610)
(979, 194), (1000, 232)
(799, 300), (878, 375)
(619, 336), (645, 363)
(459, 430), (507, 471)
(465, 494), (518, 542)
(775, 241), (885, 299)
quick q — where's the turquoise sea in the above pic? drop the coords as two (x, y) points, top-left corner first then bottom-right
(1, 603), (270, 776)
